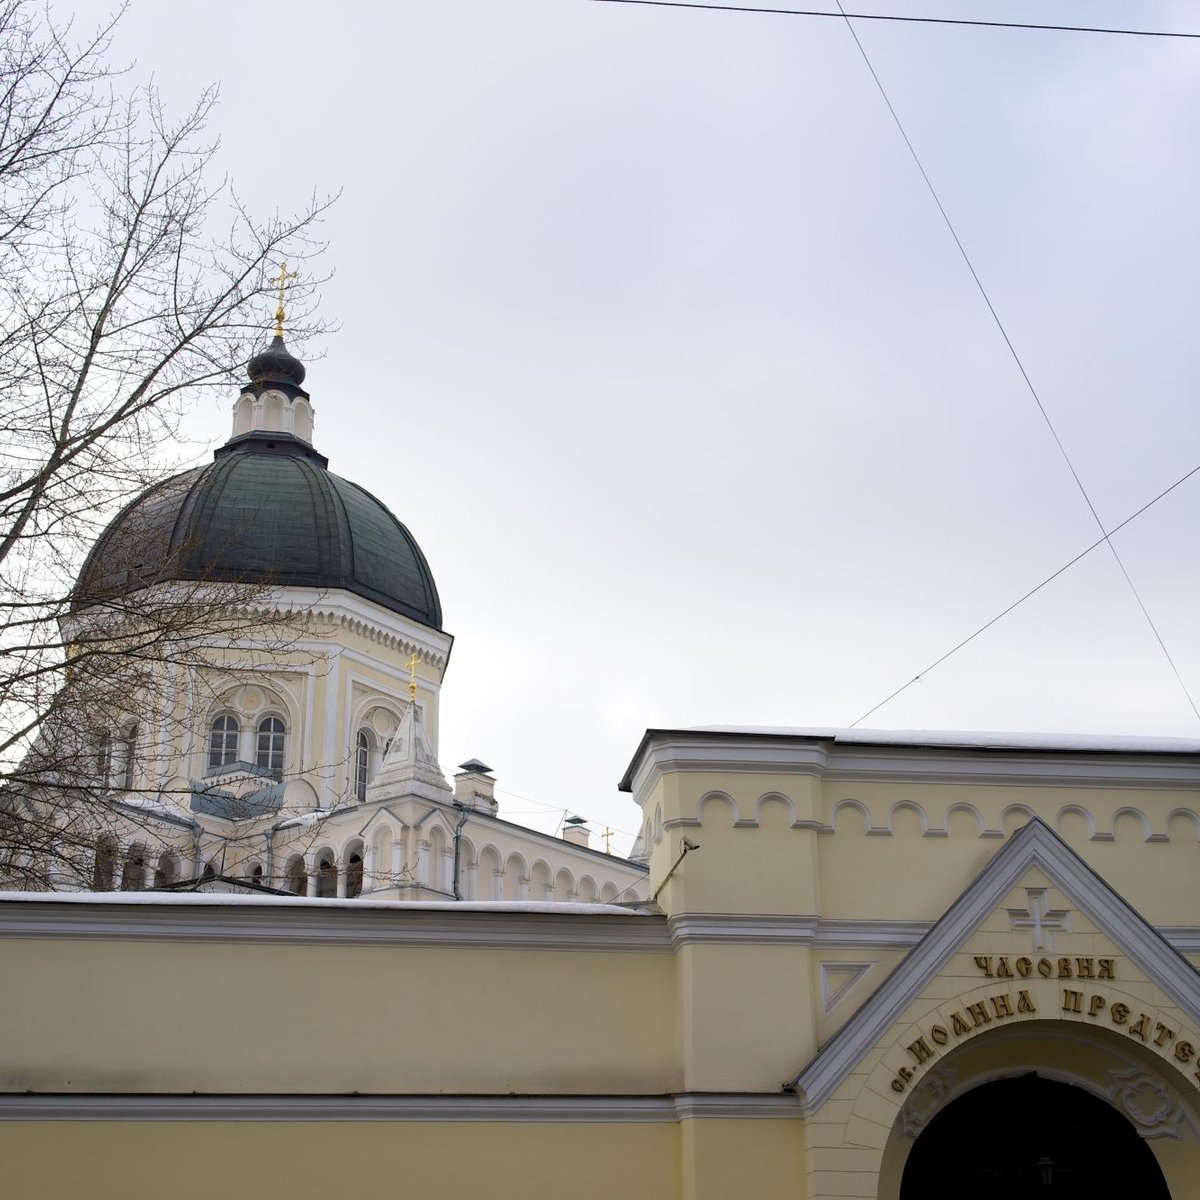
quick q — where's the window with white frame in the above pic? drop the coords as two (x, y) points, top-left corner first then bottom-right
(96, 732), (113, 784)
(120, 725), (137, 791)
(355, 730), (370, 801)
(208, 714), (239, 769)
(256, 716), (286, 776)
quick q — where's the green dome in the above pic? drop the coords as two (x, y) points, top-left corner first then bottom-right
(75, 433), (442, 629)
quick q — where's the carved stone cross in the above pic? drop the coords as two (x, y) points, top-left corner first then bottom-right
(1006, 887), (1071, 951)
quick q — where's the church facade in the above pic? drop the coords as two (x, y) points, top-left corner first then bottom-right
(2, 725), (1199, 1197)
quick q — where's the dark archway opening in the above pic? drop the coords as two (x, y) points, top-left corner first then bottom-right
(900, 1074), (1170, 1200)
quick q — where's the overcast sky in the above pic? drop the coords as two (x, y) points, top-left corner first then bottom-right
(63, 0), (1200, 852)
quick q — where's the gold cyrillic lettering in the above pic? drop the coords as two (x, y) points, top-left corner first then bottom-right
(1057, 958), (1073, 978)
(996, 957), (1013, 979)
(1097, 959), (1115, 979)
(974, 956), (994, 977)
(891, 1078), (905, 1093)
(1017, 990), (1036, 1013)
(951, 1012), (972, 1036)
(907, 1037), (935, 1064)
(991, 993), (1014, 1019)
(1038, 958), (1053, 977)
(1175, 1041), (1195, 1063)
(1111, 1003), (1130, 1025)
(1016, 957), (1032, 978)
(966, 1001), (991, 1027)
(1075, 958), (1094, 979)
(1154, 1023), (1176, 1048)
(1062, 989), (1083, 1014)
(1128, 1014), (1151, 1042)
(1088, 994), (1106, 1018)
(930, 1025), (948, 1045)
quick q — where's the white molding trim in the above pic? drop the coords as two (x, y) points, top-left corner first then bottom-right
(789, 819), (1200, 1116)
(0, 1092), (801, 1123)
(623, 732), (1200, 807)
(668, 915), (818, 945)
(666, 914), (931, 949)
(1162, 929), (1200, 954)
(814, 919), (932, 949)
(0, 897), (670, 953)
(819, 961), (876, 1015)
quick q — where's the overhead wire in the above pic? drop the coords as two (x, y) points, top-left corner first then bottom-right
(850, 461), (1200, 728)
(830, 0), (1200, 725)
(494, 785), (642, 842)
(595, 0), (1200, 724)
(590, 0), (1200, 40)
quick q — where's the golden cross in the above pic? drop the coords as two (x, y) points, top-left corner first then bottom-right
(407, 651), (419, 706)
(268, 261), (299, 337)
(603, 827), (613, 855)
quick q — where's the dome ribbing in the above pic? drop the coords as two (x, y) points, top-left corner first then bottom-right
(75, 437), (442, 629)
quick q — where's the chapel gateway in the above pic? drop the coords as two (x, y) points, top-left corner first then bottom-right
(3, 341), (1200, 1198)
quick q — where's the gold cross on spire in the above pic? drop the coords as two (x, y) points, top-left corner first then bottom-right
(406, 651), (419, 708)
(268, 261), (299, 338)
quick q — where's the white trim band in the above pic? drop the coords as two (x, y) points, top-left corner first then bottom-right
(0, 1092), (803, 1123)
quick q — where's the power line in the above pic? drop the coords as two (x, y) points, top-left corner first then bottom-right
(494, 785), (641, 841)
(598, 0), (1200, 724)
(850, 459), (1200, 728)
(590, 0), (1200, 40)
(831, 0), (1200, 724)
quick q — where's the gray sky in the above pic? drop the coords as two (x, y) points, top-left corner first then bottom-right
(65, 0), (1200, 852)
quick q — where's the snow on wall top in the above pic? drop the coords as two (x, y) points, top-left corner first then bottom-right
(689, 726), (1200, 755)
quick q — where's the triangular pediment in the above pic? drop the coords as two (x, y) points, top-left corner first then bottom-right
(791, 818), (1200, 1114)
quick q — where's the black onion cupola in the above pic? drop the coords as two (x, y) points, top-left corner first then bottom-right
(74, 327), (442, 629)
(245, 334), (308, 397)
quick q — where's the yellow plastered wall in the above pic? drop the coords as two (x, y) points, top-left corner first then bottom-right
(680, 1118), (806, 1200)
(677, 943), (814, 1091)
(645, 768), (1200, 927)
(0, 939), (678, 1095)
(0, 1122), (682, 1200)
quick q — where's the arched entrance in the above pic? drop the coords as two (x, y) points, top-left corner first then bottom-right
(900, 1074), (1170, 1199)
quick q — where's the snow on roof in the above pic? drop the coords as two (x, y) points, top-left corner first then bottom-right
(0, 891), (644, 914)
(113, 794), (191, 819)
(689, 726), (1200, 755)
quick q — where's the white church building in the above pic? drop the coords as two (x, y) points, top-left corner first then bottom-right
(60, 330), (647, 905)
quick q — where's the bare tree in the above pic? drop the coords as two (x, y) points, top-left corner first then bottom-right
(0, 1), (336, 888)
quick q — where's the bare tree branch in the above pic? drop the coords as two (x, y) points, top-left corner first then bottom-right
(0, 0), (338, 889)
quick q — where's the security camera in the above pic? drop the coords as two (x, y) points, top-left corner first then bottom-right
(682, 836), (700, 851)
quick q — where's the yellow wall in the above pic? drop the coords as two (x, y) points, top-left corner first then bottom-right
(7, 735), (1200, 1198)
(0, 1122), (682, 1200)
(0, 937), (677, 1095)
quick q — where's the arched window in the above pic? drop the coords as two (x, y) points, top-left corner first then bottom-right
(201, 861), (217, 880)
(347, 851), (364, 898)
(354, 730), (370, 801)
(245, 861), (264, 884)
(315, 853), (337, 898)
(208, 714), (239, 769)
(256, 716), (286, 777)
(96, 732), (113, 784)
(120, 725), (137, 791)
(92, 836), (117, 891)
(285, 855), (306, 896)
(120, 847), (146, 891)
(153, 852), (177, 888)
